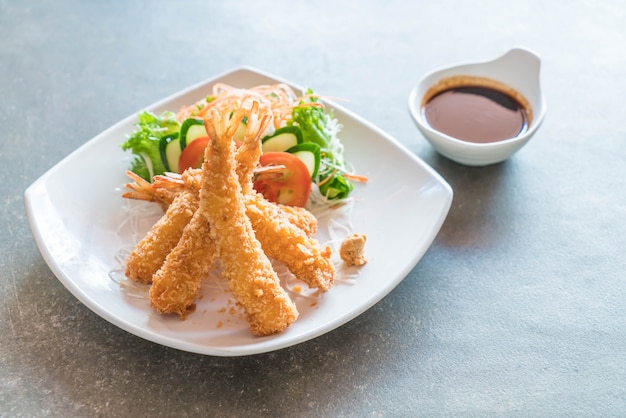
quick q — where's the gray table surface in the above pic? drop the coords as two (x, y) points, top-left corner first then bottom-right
(3, 0), (625, 416)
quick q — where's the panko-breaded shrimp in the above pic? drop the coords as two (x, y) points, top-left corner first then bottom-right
(234, 101), (267, 194)
(123, 168), (317, 291)
(122, 110), (310, 287)
(199, 107), (298, 335)
(225, 101), (331, 290)
(122, 170), (178, 211)
(125, 190), (198, 284)
(127, 169), (327, 289)
(148, 207), (216, 318)
(229, 101), (332, 291)
(275, 203), (317, 237)
(245, 193), (334, 291)
(147, 170), (319, 238)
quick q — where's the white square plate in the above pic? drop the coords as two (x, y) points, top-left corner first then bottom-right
(24, 67), (453, 356)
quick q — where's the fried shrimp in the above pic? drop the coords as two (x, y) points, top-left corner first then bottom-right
(199, 107), (298, 335)
(275, 203), (318, 237)
(150, 170), (319, 238)
(122, 109), (314, 288)
(215, 101), (333, 291)
(149, 208), (216, 318)
(118, 84), (366, 336)
(245, 193), (334, 291)
(122, 170), (178, 211)
(125, 190), (198, 284)
(126, 167), (319, 238)
(234, 101), (267, 194)
(125, 169), (328, 289)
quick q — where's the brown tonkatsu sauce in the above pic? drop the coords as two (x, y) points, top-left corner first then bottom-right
(422, 77), (531, 143)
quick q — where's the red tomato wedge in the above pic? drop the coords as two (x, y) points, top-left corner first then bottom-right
(253, 152), (312, 207)
(179, 137), (244, 174)
(178, 136), (209, 173)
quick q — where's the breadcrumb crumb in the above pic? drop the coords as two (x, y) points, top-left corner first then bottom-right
(340, 233), (368, 267)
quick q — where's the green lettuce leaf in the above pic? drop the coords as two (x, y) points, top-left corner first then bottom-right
(288, 90), (354, 200)
(121, 111), (180, 181)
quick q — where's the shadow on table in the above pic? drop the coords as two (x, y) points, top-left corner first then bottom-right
(421, 149), (522, 249)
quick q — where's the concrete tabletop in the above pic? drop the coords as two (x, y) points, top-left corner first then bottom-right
(2, 1), (625, 416)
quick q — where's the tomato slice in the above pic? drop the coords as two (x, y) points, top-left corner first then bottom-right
(253, 152), (312, 207)
(178, 136), (209, 173)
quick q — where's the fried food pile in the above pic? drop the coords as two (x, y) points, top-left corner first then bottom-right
(122, 100), (336, 335)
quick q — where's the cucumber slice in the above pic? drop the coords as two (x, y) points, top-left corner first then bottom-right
(286, 142), (321, 178)
(180, 118), (208, 149)
(159, 133), (181, 173)
(262, 126), (303, 153)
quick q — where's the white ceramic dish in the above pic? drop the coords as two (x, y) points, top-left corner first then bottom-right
(24, 67), (453, 356)
(408, 47), (547, 166)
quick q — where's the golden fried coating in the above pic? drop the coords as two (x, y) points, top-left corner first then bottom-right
(340, 233), (368, 267)
(147, 170), (319, 238)
(198, 109), (298, 335)
(125, 190), (198, 284)
(149, 208), (216, 318)
(124, 175), (324, 293)
(246, 193), (334, 291)
(276, 203), (318, 237)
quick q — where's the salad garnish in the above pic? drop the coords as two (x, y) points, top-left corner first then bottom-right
(121, 83), (366, 208)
